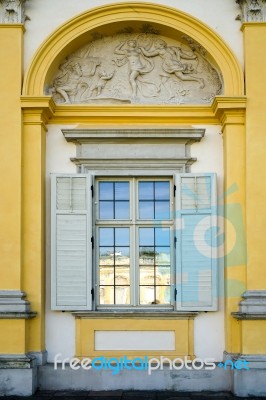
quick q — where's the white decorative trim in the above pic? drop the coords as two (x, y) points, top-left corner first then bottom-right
(0, 290), (36, 319)
(62, 128), (206, 142)
(0, 311), (36, 319)
(232, 290), (266, 319)
(73, 311), (199, 319)
(0, 290), (30, 312)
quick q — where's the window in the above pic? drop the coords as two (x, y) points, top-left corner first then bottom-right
(51, 173), (218, 312)
(96, 178), (173, 307)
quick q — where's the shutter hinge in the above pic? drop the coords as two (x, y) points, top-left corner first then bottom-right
(91, 288), (94, 301)
(91, 236), (94, 249)
(174, 236), (177, 248)
(91, 185), (94, 198)
(174, 185), (176, 197)
(174, 288), (177, 301)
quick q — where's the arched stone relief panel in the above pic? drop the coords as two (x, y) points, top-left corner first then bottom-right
(48, 29), (223, 105)
(22, 3), (244, 98)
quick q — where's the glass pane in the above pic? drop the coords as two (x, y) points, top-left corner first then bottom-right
(99, 228), (114, 246)
(99, 201), (114, 219)
(139, 228), (154, 246)
(115, 201), (130, 219)
(99, 247), (114, 265)
(115, 228), (130, 246)
(115, 267), (130, 284)
(156, 266), (171, 285)
(115, 286), (130, 305)
(139, 247), (155, 265)
(155, 201), (170, 219)
(99, 182), (113, 200)
(139, 201), (154, 219)
(115, 182), (129, 200)
(156, 286), (171, 304)
(99, 286), (114, 304)
(155, 181), (170, 200)
(155, 228), (170, 246)
(140, 267), (155, 285)
(139, 286), (155, 305)
(155, 247), (171, 265)
(139, 181), (154, 200)
(100, 266), (114, 285)
(115, 247), (130, 265)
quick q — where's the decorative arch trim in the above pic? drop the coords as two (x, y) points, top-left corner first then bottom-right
(22, 2), (244, 97)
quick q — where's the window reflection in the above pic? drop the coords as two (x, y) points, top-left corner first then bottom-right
(139, 227), (171, 305)
(99, 227), (130, 305)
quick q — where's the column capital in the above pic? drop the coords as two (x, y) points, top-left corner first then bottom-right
(212, 96), (246, 130)
(21, 96), (55, 127)
(236, 0), (266, 22)
(0, 0), (28, 24)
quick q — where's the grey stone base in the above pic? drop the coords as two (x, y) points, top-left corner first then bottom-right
(0, 366), (37, 396)
(234, 368), (266, 397)
(0, 354), (37, 396)
(38, 364), (231, 392)
(232, 354), (266, 397)
(2, 355), (266, 396)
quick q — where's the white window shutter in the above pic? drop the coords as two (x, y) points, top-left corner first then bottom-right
(175, 174), (218, 311)
(51, 174), (93, 310)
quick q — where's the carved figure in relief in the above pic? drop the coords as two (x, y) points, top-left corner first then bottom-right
(140, 39), (205, 89)
(52, 59), (83, 103)
(49, 32), (223, 105)
(52, 46), (102, 103)
(113, 39), (154, 98)
(88, 70), (115, 96)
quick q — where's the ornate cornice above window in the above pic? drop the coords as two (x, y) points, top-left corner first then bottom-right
(236, 0), (266, 22)
(0, 0), (28, 24)
(62, 128), (205, 173)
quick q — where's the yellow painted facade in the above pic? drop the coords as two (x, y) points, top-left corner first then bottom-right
(1, 1), (266, 394)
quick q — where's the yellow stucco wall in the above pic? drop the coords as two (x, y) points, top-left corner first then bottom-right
(243, 23), (266, 289)
(0, 26), (23, 289)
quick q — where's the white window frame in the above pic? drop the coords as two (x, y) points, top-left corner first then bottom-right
(94, 175), (175, 310)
